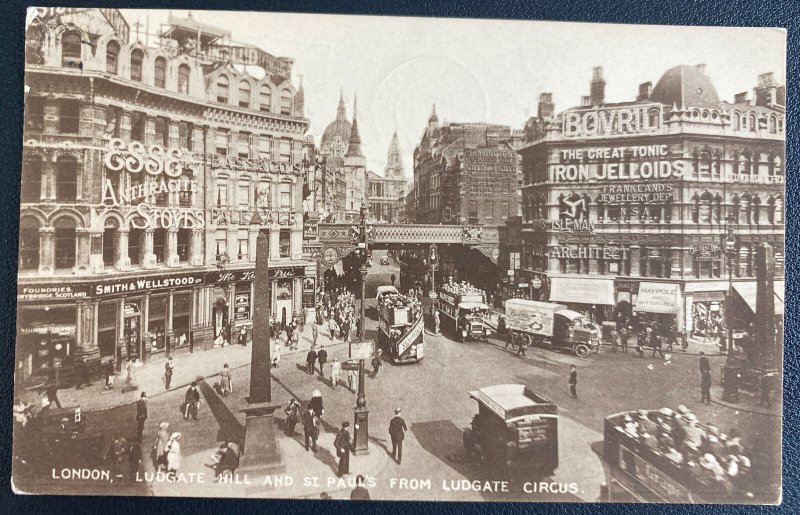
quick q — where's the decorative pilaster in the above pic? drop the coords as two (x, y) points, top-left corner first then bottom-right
(191, 229), (204, 266)
(116, 228), (130, 270)
(38, 226), (55, 275)
(166, 228), (179, 267)
(629, 245), (641, 277)
(143, 228), (156, 269)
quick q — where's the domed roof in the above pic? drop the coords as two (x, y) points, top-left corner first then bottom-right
(321, 91), (351, 147)
(650, 64), (720, 109)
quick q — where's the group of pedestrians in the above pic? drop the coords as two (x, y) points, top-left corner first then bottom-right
(316, 287), (360, 344)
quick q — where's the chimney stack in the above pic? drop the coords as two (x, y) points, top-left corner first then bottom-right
(581, 96), (592, 107)
(734, 91), (750, 104)
(590, 66), (606, 106)
(755, 72), (779, 108)
(695, 63), (707, 74)
(637, 81), (652, 101)
(537, 92), (554, 118)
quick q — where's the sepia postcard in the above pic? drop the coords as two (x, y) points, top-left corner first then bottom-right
(13, 6), (785, 503)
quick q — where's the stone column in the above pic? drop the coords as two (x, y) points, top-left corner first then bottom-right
(143, 228), (156, 269)
(167, 228), (179, 267)
(116, 228), (130, 270)
(293, 277), (302, 319)
(191, 229), (204, 266)
(116, 297), (127, 365)
(142, 293), (151, 363)
(166, 289), (175, 357)
(629, 245), (641, 277)
(38, 226), (55, 275)
(89, 230), (104, 273)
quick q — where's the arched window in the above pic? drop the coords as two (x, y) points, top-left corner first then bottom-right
(740, 194), (751, 224)
(61, 30), (82, 68)
(216, 75), (229, 103)
(56, 156), (79, 201)
(774, 194), (784, 224)
(648, 108), (660, 128)
(153, 228), (167, 263)
(238, 81), (251, 108)
(102, 218), (118, 267)
(177, 229), (191, 263)
(699, 191), (713, 223)
(53, 217), (77, 270)
(749, 113), (758, 133)
(732, 112), (741, 131)
(21, 155), (43, 203)
(129, 226), (144, 265)
(106, 40), (120, 74)
(768, 115), (777, 134)
(154, 57), (167, 88)
(713, 193), (723, 223)
(177, 64), (190, 94)
(18, 218), (40, 271)
(730, 195), (740, 222)
(752, 195), (761, 224)
(280, 89), (292, 115)
(130, 49), (144, 81)
(737, 153), (749, 175)
(690, 193), (700, 223)
(259, 85), (272, 112)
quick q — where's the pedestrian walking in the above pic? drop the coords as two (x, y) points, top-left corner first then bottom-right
(286, 323), (294, 346)
(569, 364), (578, 399)
(272, 340), (281, 368)
(302, 406), (319, 451)
(291, 330), (300, 351)
(309, 389), (325, 418)
(184, 382), (200, 420)
(517, 336), (528, 357)
(284, 398), (301, 436)
(370, 350), (383, 379)
(164, 356), (174, 390)
(650, 329), (664, 359)
(153, 421), (170, 471)
(220, 363), (232, 397)
(46, 384), (62, 409)
(238, 326), (248, 346)
(165, 432), (182, 474)
(759, 371), (777, 408)
(312, 322), (319, 349)
(699, 352), (712, 405)
(390, 273), (396, 286)
(317, 347), (328, 376)
(136, 392), (148, 441)
(433, 310), (440, 335)
(330, 358), (341, 389)
(306, 349), (318, 375)
(328, 318), (339, 341)
(104, 359), (116, 390)
(105, 435), (130, 484)
(334, 422), (353, 477)
(128, 440), (142, 483)
(680, 330), (689, 352)
(121, 357), (139, 393)
(610, 328), (618, 353)
(347, 368), (358, 393)
(619, 326), (629, 353)
(73, 357), (91, 390)
(635, 332), (645, 358)
(389, 407), (407, 464)
(279, 327), (289, 348)
(350, 475), (371, 500)
(301, 308), (307, 333)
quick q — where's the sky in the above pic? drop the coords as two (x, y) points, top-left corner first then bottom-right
(120, 9), (786, 180)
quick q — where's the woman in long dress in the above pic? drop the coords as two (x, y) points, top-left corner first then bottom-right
(153, 421), (170, 471)
(220, 364), (232, 396)
(166, 432), (182, 474)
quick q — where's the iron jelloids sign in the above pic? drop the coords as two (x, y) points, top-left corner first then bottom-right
(562, 103), (663, 139)
(549, 144), (684, 182)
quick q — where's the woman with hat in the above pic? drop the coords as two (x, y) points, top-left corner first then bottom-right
(220, 363), (232, 397)
(309, 389), (324, 418)
(153, 421), (170, 471)
(165, 432), (182, 475)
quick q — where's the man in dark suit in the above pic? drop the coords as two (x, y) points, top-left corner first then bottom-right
(350, 475), (371, 500)
(316, 347), (328, 376)
(650, 329), (664, 359)
(334, 421), (353, 477)
(389, 408), (408, 464)
(306, 349), (317, 375)
(184, 382), (200, 420)
(302, 406), (318, 451)
(699, 352), (712, 405)
(136, 392), (148, 441)
(569, 365), (578, 399)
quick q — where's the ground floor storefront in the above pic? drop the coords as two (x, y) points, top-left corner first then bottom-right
(16, 262), (316, 380)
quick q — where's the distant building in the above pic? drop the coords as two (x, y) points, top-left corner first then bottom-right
(367, 132), (408, 222)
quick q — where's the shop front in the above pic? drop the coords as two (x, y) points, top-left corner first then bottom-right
(547, 276), (615, 322)
(684, 281), (729, 338)
(631, 281), (682, 334)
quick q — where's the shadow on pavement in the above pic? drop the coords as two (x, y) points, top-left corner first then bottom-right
(199, 381), (244, 446)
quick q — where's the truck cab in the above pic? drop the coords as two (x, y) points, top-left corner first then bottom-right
(457, 303), (491, 342)
(463, 384), (558, 474)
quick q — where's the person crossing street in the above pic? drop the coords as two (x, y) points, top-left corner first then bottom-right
(388, 407), (407, 464)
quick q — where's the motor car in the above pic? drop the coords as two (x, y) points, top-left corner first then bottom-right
(380, 255), (390, 265)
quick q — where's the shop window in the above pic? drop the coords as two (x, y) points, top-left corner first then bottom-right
(130, 49), (144, 81)
(18, 307), (77, 370)
(148, 296), (167, 352)
(106, 40), (120, 74)
(59, 100), (80, 134)
(21, 155), (43, 203)
(178, 121), (193, 150)
(607, 205), (620, 222)
(713, 194), (722, 223)
(105, 107), (121, 137)
(215, 130), (228, 156)
(177, 228), (191, 262)
(98, 302), (117, 359)
(238, 180), (251, 207)
(237, 239), (248, 260)
(279, 229), (290, 258)
(177, 64), (190, 94)
(56, 156), (79, 201)
(256, 181), (271, 208)
(215, 179), (228, 207)
(280, 89), (292, 115)
(279, 139), (292, 162)
(153, 228), (167, 263)
(216, 75), (229, 103)
(485, 200), (493, 220)
(54, 226), (76, 270)
(129, 228), (144, 265)
(173, 293), (191, 348)
(61, 31), (82, 68)
(259, 85), (272, 112)
(154, 116), (169, 146)
(239, 81), (251, 108)
(24, 96), (44, 133)
(102, 226), (117, 266)
(154, 57), (167, 88)
(279, 182), (291, 209)
(258, 136), (271, 160)
(131, 112), (146, 142)
(238, 132), (251, 158)
(18, 220), (40, 271)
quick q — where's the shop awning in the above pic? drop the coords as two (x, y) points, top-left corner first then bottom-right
(732, 281), (784, 316)
(548, 277), (615, 306)
(634, 282), (680, 314)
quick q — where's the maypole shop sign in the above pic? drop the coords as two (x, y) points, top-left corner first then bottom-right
(94, 273), (205, 297)
(550, 145), (684, 182)
(562, 103), (663, 139)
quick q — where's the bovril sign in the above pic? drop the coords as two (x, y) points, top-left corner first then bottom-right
(561, 103), (663, 139)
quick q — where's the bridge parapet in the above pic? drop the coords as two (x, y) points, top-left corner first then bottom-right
(318, 223), (499, 246)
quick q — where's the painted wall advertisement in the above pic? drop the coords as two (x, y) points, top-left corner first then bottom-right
(550, 144), (684, 182)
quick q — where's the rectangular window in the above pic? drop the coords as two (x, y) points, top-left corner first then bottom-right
(279, 229), (290, 258)
(469, 200), (478, 218)
(237, 239), (248, 260)
(54, 228), (76, 269)
(129, 228), (143, 265)
(102, 227), (116, 267)
(215, 180), (228, 207)
(502, 201), (509, 219)
(56, 160), (78, 201)
(258, 136), (271, 160)
(279, 139), (292, 162)
(177, 229), (191, 262)
(257, 182), (270, 208)
(59, 100), (80, 134)
(155, 116), (169, 146)
(21, 157), (42, 203)
(131, 112), (146, 142)
(25, 96), (44, 132)
(238, 132), (250, 158)
(215, 130), (228, 156)
(178, 173), (192, 207)
(179, 121), (193, 150)
(105, 107), (121, 138)
(153, 228), (167, 263)
(215, 239), (227, 258)
(279, 182), (291, 209)
(238, 181), (250, 207)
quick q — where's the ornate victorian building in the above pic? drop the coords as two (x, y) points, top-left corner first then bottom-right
(18, 8), (314, 376)
(518, 65), (785, 341)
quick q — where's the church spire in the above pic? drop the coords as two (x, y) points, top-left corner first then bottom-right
(385, 130), (404, 177)
(345, 94), (363, 158)
(429, 103), (438, 123)
(336, 87), (347, 121)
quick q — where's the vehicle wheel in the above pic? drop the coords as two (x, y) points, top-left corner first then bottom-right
(461, 329), (468, 342)
(574, 344), (590, 358)
(523, 333), (533, 348)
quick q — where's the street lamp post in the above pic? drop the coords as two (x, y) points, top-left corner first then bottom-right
(721, 213), (739, 403)
(353, 203), (370, 454)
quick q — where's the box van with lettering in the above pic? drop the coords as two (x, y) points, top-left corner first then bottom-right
(504, 299), (600, 357)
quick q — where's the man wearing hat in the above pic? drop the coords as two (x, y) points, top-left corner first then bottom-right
(389, 408), (408, 464)
(334, 421), (353, 477)
(136, 392), (148, 441)
(184, 382), (201, 420)
(302, 406), (319, 452)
